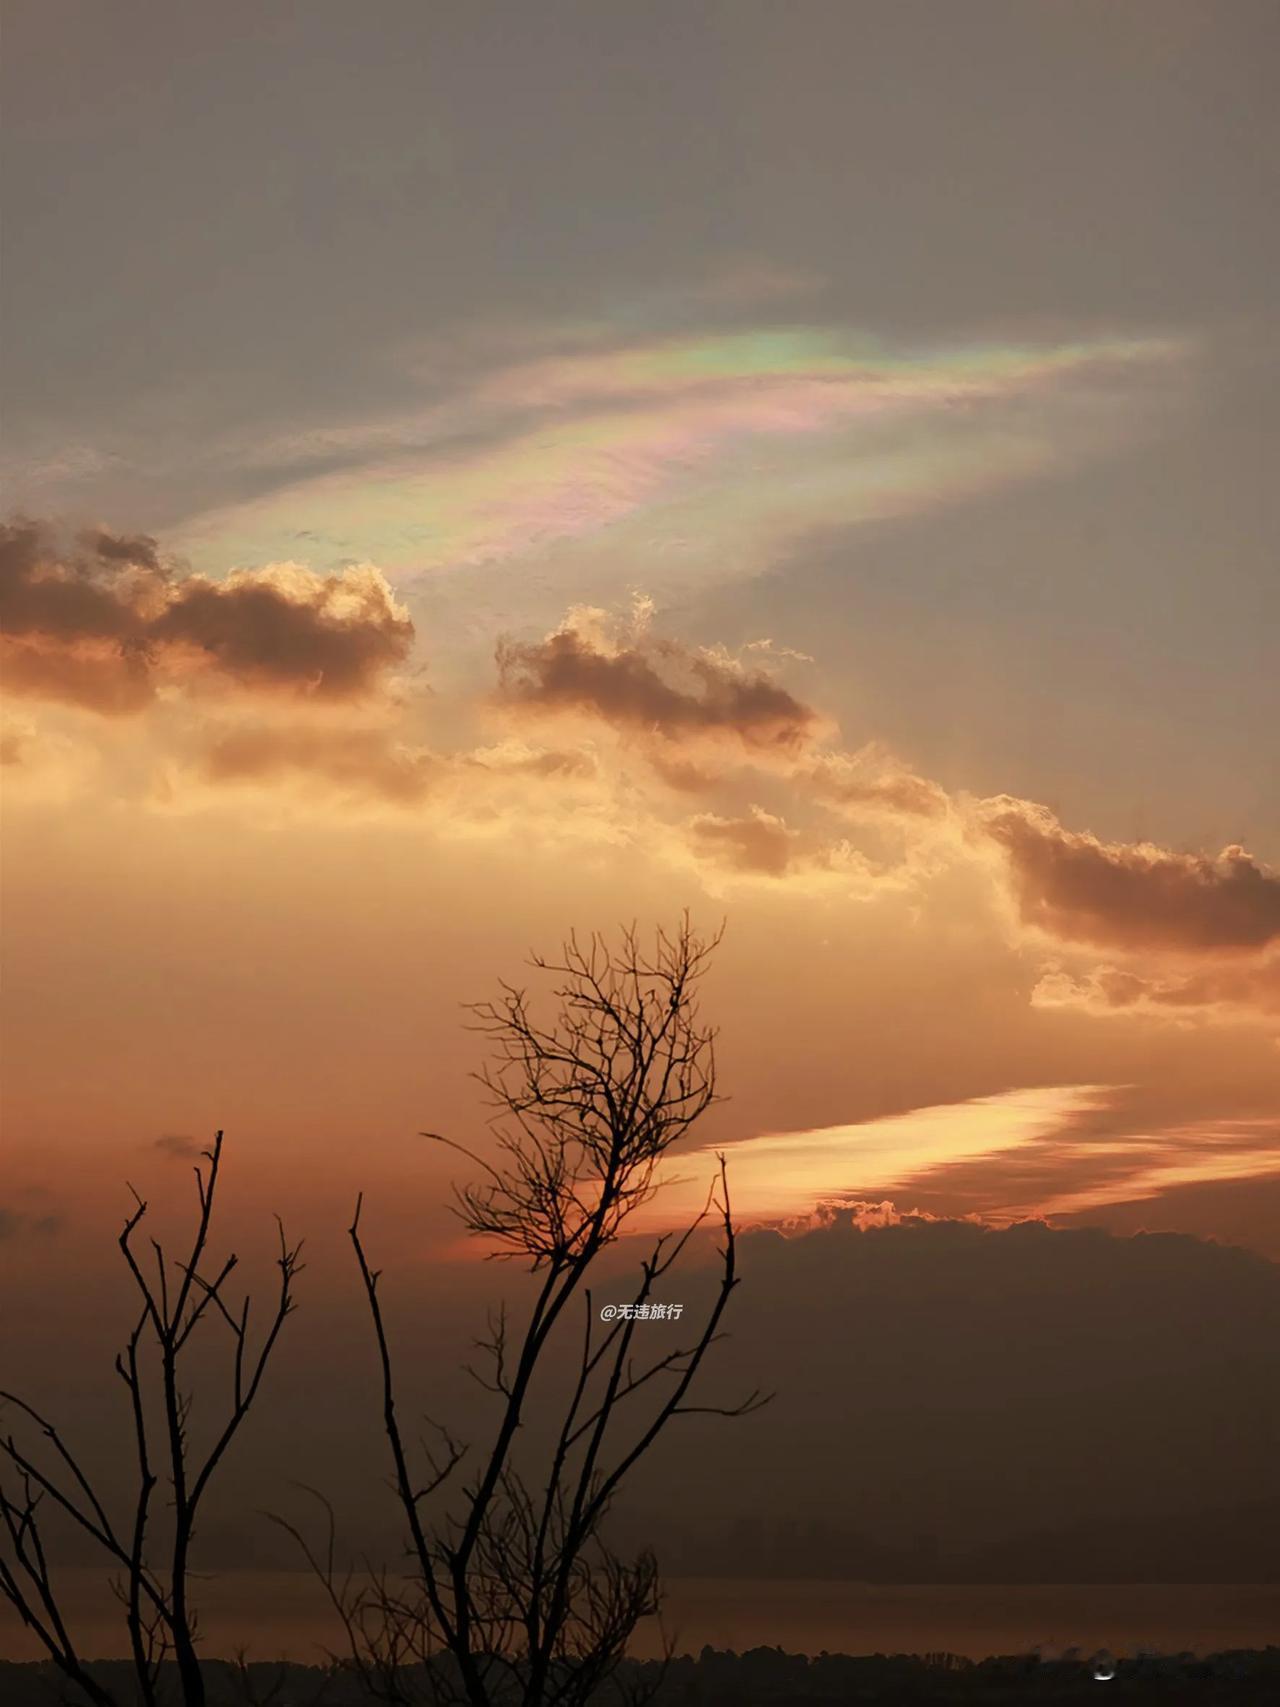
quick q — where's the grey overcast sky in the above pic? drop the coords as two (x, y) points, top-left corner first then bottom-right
(4, 2), (1276, 463)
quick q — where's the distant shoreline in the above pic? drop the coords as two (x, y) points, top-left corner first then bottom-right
(4, 1645), (1280, 1706)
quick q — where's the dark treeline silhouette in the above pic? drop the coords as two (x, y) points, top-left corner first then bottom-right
(2, 921), (768, 1707)
(3, 1644), (1280, 1706)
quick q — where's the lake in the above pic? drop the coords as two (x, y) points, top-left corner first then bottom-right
(1, 1573), (1276, 1663)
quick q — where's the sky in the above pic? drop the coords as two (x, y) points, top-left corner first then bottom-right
(1, 0), (1279, 1623)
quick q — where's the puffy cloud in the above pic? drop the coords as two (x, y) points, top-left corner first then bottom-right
(0, 521), (161, 643)
(8, 538), (1276, 1048)
(806, 747), (951, 822)
(492, 609), (948, 849)
(2, 642), (152, 714)
(687, 806), (813, 877)
(774, 1199), (948, 1235)
(981, 797), (1280, 954)
(84, 527), (163, 573)
(1032, 958), (1280, 1026)
(495, 614), (820, 757)
(683, 806), (891, 894)
(0, 519), (157, 711)
(153, 563), (413, 699)
(0, 517), (414, 714)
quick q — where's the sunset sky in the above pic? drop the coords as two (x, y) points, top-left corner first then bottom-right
(2, 0), (1278, 1292)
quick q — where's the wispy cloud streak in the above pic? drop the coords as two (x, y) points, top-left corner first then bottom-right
(168, 323), (1185, 582)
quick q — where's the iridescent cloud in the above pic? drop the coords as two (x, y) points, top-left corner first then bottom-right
(173, 324), (1186, 587)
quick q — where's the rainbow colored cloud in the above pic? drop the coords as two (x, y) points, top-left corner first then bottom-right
(174, 323), (1187, 585)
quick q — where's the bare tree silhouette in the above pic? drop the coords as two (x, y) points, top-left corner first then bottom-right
(282, 918), (768, 1707)
(0, 1132), (303, 1707)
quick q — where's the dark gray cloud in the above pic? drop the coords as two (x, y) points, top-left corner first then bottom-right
(83, 527), (164, 573)
(153, 572), (413, 701)
(496, 625), (819, 754)
(2, 1201), (1275, 1587)
(0, 517), (414, 714)
(0, 1206), (62, 1240)
(153, 1134), (206, 1160)
(982, 798), (1280, 954)
(610, 1213), (1280, 1581)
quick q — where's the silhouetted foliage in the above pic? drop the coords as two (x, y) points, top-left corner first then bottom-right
(4, 1644), (1280, 1707)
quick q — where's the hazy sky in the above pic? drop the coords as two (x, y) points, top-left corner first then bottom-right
(4, 9), (1280, 1661)
(3, 2), (1279, 1283)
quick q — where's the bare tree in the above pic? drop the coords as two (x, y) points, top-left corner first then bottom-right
(290, 919), (768, 1707)
(0, 1132), (303, 1707)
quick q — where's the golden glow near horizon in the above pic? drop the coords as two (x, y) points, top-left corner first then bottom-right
(1, 302), (1276, 1257)
(654, 1085), (1119, 1227)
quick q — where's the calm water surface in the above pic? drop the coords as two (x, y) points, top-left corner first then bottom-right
(1, 1573), (1276, 1663)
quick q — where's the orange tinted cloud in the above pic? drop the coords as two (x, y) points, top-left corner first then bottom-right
(1, 638), (155, 715)
(805, 747), (951, 822)
(9, 551), (1278, 1042)
(199, 720), (599, 814)
(1033, 956), (1280, 1025)
(986, 1117), (1280, 1222)
(644, 1085), (1117, 1228)
(981, 797), (1280, 953)
(495, 615), (820, 757)
(672, 1087), (1280, 1233)
(688, 806), (827, 877)
(204, 724), (438, 804)
(0, 517), (413, 713)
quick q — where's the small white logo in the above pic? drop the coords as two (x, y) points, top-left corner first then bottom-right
(599, 1302), (684, 1322)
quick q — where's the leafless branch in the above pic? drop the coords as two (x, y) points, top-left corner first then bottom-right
(323, 917), (764, 1707)
(0, 1130), (301, 1707)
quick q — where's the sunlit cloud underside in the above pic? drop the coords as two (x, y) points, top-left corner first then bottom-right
(645, 1086), (1280, 1232)
(650, 1084), (1111, 1226)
